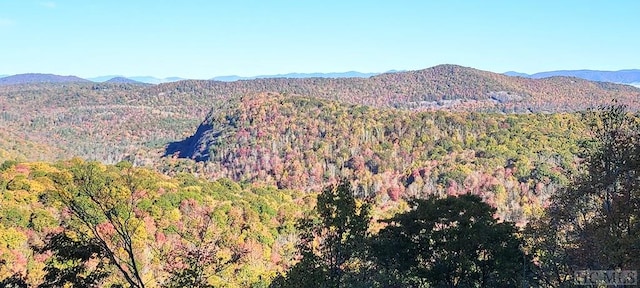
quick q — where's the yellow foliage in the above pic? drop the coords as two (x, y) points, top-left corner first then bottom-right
(182, 185), (203, 194)
(28, 162), (60, 175)
(166, 208), (181, 223)
(155, 180), (179, 190)
(26, 259), (46, 286)
(0, 225), (28, 249)
(26, 179), (47, 194)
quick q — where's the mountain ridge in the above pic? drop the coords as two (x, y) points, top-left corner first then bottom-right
(88, 75), (185, 84)
(211, 71), (380, 81)
(504, 69), (640, 85)
(0, 73), (91, 85)
(104, 77), (146, 84)
(5, 66), (640, 86)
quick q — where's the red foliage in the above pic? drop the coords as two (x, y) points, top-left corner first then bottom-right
(387, 187), (401, 201)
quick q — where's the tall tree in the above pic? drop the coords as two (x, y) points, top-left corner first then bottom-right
(51, 160), (149, 288)
(271, 181), (371, 288)
(161, 199), (245, 288)
(374, 194), (531, 287)
(37, 232), (111, 288)
(546, 104), (640, 271)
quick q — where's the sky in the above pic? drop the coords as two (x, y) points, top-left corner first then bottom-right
(1, 0), (639, 79)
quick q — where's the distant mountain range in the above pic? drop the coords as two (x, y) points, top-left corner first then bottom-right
(2, 68), (640, 87)
(504, 69), (640, 87)
(0, 71), (385, 85)
(211, 71), (380, 82)
(87, 75), (185, 84)
(0, 73), (90, 85)
(0, 74), (182, 85)
(104, 77), (145, 84)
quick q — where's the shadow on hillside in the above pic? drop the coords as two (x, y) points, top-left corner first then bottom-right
(163, 123), (214, 162)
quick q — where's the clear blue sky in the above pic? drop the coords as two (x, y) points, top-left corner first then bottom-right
(1, 0), (638, 79)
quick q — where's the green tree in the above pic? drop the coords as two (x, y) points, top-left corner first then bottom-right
(373, 194), (531, 287)
(37, 232), (111, 288)
(271, 181), (371, 288)
(545, 104), (640, 273)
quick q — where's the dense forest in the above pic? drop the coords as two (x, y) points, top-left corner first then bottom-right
(1, 67), (640, 286)
(1, 105), (638, 287)
(0, 159), (318, 287)
(167, 93), (585, 224)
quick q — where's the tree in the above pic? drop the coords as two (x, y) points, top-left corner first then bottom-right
(37, 231), (111, 288)
(271, 180), (371, 288)
(0, 274), (28, 288)
(545, 104), (640, 273)
(373, 194), (531, 287)
(161, 199), (245, 288)
(51, 160), (149, 288)
(523, 216), (574, 287)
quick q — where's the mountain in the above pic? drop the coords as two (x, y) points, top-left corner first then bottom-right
(128, 76), (185, 84)
(87, 75), (122, 82)
(503, 71), (529, 77)
(150, 64), (638, 113)
(211, 71), (379, 81)
(88, 75), (186, 84)
(162, 65), (640, 194)
(504, 69), (640, 85)
(104, 77), (145, 84)
(0, 73), (90, 85)
(0, 64), (638, 215)
(165, 93), (583, 218)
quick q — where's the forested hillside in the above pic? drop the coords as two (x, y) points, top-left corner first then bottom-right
(1, 66), (637, 224)
(170, 93), (588, 223)
(0, 159), (316, 287)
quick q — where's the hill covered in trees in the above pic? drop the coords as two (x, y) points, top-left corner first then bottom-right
(0, 66), (638, 225)
(2, 106), (638, 287)
(167, 93), (587, 223)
